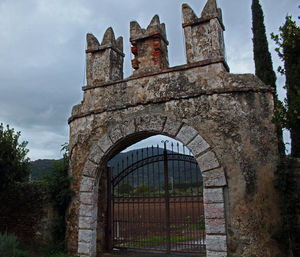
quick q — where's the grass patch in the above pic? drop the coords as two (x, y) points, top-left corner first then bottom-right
(124, 235), (196, 247)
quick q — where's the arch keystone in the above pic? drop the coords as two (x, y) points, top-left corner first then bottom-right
(135, 115), (166, 132)
(162, 118), (182, 137)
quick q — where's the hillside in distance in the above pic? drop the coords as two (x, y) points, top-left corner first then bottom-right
(29, 159), (57, 180)
(108, 147), (202, 188)
(30, 147), (202, 186)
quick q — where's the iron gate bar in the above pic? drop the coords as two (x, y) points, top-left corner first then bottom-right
(163, 141), (171, 252)
(108, 142), (206, 253)
(107, 167), (113, 250)
(111, 154), (198, 187)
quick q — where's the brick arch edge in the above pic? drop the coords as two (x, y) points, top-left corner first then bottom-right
(77, 115), (228, 257)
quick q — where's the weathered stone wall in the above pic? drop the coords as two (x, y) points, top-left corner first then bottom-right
(67, 68), (281, 257)
(67, 0), (282, 256)
(0, 182), (54, 246)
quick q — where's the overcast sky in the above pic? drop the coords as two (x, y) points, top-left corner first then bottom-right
(0, 0), (298, 160)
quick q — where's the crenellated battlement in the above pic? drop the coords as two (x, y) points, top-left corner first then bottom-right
(130, 15), (169, 75)
(84, 0), (227, 87)
(86, 27), (124, 87)
(182, 0), (225, 64)
(68, 1), (280, 257)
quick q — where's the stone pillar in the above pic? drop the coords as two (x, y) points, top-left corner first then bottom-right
(130, 15), (169, 75)
(182, 0), (225, 64)
(86, 27), (124, 86)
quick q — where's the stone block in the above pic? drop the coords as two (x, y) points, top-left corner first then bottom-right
(204, 203), (225, 219)
(79, 204), (94, 217)
(97, 133), (113, 153)
(135, 115), (165, 132)
(202, 167), (227, 187)
(120, 119), (135, 137)
(175, 124), (198, 145)
(197, 151), (219, 172)
(109, 125), (123, 143)
(79, 216), (97, 229)
(206, 250), (227, 257)
(78, 229), (93, 243)
(91, 228), (97, 250)
(88, 144), (104, 164)
(205, 218), (226, 234)
(163, 118), (182, 137)
(78, 241), (90, 254)
(80, 192), (94, 205)
(204, 188), (224, 203)
(187, 134), (210, 156)
(80, 176), (95, 192)
(82, 160), (98, 178)
(206, 234), (227, 252)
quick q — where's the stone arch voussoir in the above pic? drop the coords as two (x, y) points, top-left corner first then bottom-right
(77, 114), (228, 257)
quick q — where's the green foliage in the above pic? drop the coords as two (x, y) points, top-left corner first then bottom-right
(271, 16), (300, 157)
(0, 123), (30, 192)
(117, 183), (133, 195)
(30, 159), (56, 180)
(251, 0), (286, 156)
(271, 17), (300, 254)
(47, 253), (79, 257)
(134, 184), (151, 195)
(0, 233), (28, 257)
(273, 158), (298, 254)
(42, 143), (73, 253)
(251, 0), (276, 88)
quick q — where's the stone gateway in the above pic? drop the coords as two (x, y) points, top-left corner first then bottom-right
(67, 0), (281, 256)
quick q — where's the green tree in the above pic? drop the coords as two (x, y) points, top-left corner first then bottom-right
(251, 0), (285, 156)
(0, 123), (30, 191)
(272, 16), (300, 157)
(135, 184), (150, 195)
(43, 144), (73, 253)
(252, 0), (277, 88)
(117, 183), (133, 195)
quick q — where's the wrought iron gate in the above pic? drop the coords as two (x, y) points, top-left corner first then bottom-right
(107, 141), (205, 253)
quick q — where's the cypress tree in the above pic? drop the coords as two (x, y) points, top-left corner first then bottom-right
(252, 0), (285, 156)
(272, 17), (300, 157)
(251, 0), (276, 88)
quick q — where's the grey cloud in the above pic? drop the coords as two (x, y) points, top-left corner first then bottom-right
(0, 0), (298, 159)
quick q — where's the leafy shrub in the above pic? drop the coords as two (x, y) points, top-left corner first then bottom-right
(42, 144), (73, 253)
(48, 253), (79, 257)
(0, 233), (27, 257)
(0, 123), (30, 192)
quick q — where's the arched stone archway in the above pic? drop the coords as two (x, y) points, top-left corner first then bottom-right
(77, 117), (227, 256)
(67, 1), (281, 256)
